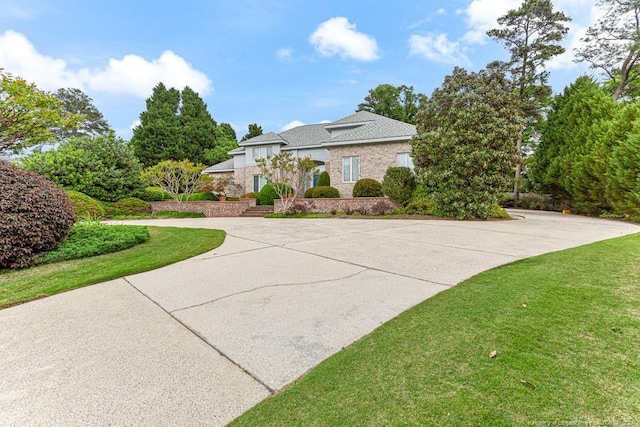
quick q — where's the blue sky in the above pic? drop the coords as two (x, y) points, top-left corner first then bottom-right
(1, 0), (598, 142)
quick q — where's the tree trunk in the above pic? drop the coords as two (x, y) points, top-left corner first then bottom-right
(513, 134), (522, 206)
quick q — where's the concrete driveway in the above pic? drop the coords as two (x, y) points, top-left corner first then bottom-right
(1, 210), (638, 426)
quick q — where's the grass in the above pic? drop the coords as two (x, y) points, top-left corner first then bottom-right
(107, 211), (206, 220)
(0, 226), (225, 309)
(231, 234), (640, 426)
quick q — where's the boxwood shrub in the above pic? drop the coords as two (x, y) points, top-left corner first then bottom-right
(258, 184), (292, 205)
(353, 178), (383, 197)
(381, 167), (416, 207)
(106, 197), (151, 217)
(317, 171), (330, 186)
(307, 186), (340, 198)
(66, 190), (106, 220)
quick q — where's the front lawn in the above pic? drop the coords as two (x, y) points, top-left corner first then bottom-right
(231, 233), (640, 425)
(0, 226), (225, 309)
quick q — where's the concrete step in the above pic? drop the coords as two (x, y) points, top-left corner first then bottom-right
(240, 206), (274, 217)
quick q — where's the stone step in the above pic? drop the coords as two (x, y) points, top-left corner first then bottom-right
(240, 205), (274, 217)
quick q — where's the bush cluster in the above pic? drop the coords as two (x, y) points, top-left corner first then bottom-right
(258, 184), (292, 205)
(182, 192), (217, 201)
(142, 187), (172, 201)
(317, 171), (330, 186)
(353, 178), (383, 197)
(105, 197), (151, 217)
(66, 190), (106, 220)
(36, 223), (150, 265)
(0, 161), (75, 269)
(305, 186), (340, 198)
(382, 167), (416, 206)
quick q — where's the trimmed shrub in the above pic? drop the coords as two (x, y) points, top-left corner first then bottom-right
(382, 167), (416, 207)
(313, 186), (340, 198)
(353, 178), (383, 197)
(0, 161), (75, 269)
(66, 190), (106, 220)
(317, 171), (330, 186)
(304, 187), (315, 198)
(106, 197), (151, 217)
(36, 223), (149, 265)
(185, 192), (217, 201)
(258, 184), (292, 205)
(142, 186), (171, 201)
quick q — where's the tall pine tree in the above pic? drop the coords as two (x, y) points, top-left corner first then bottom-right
(179, 86), (218, 164)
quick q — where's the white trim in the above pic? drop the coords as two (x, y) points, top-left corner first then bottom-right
(322, 135), (414, 146)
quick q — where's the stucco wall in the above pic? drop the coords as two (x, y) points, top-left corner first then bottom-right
(328, 141), (411, 197)
(151, 199), (256, 217)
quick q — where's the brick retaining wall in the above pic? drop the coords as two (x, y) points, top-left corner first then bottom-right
(151, 199), (256, 217)
(274, 197), (400, 214)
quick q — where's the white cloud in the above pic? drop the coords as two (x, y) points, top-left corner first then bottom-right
(409, 33), (470, 66)
(281, 120), (304, 131)
(276, 47), (293, 60)
(460, 0), (520, 44)
(310, 17), (380, 61)
(0, 30), (212, 98)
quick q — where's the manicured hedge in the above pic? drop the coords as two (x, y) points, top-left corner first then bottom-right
(353, 178), (383, 197)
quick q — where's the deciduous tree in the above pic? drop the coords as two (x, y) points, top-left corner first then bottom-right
(575, 0), (640, 100)
(357, 84), (426, 124)
(141, 159), (211, 203)
(0, 70), (78, 154)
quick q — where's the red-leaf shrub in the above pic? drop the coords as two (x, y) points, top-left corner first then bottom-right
(0, 161), (75, 269)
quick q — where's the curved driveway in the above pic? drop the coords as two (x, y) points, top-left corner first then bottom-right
(1, 210), (638, 426)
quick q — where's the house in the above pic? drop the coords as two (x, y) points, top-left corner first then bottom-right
(202, 111), (416, 197)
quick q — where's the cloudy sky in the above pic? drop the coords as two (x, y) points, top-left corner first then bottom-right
(1, 0), (599, 142)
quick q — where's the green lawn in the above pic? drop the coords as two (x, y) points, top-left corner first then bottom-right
(0, 226), (225, 309)
(231, 234), (640, 426)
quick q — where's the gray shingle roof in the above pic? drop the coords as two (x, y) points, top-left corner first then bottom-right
(279, 124), (331, 148)
(202, 158), (235, 173)
(324, 113), (416, 144)
(240, 131), (285, 145)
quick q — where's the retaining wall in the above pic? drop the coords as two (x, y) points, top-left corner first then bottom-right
(151, 199), (256, 217)
(274, 197), (400, 214)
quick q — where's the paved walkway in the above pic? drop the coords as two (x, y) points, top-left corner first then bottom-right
(1, 210), (638, 426)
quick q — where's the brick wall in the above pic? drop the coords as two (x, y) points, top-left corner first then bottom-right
(151, 199), (256, 217)
(328, 141), (411, 197)
(274, 197), (400, 214)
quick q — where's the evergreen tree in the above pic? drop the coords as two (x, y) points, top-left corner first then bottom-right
(131, 83), (181, 167)
(241, 123), (263, 141)
(203, 122), (239, 165)
(54, 88), (110, 139)
(411, 67), (523, 219)
(487, 0), (571, 204)
(179, 86), (218, 164)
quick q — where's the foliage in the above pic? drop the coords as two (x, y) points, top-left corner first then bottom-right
(142, 186), (172, 201)
(131, 83), (230, 167)
(105, 197), (151, 218)
(182, 192), (217, 201)
(20, 133), (147, 202)
(231, 234), (640, 425)
(242, 192), (260, 202)
(66, 190), (106, 220)
(211, 175), (233, 197)
(255, 151), (318, 212)
(0, 70), (79, 154)
(54, 88), (110, 140)
(305, 186), (340, 198)
(258, 184), (285, 206)
(487, 0), (571, 204)
(0, 227), (225, 309)
(381, 167), (416, 206)
(574, 0), (640, 100)
(403, 195), (436, 216)
(531, 76), (619, 214)
(317, 171), (330, 186)
(141, 159), (211, 203)
(411, 67), (523, 219)
(357, 84), (427, 124)
(606, 103), (640, 217)
(0, 161), (75, 269)
(36, 223), (149, 265)
(352, 178), (383, 197)
(241, 123), (264, 141)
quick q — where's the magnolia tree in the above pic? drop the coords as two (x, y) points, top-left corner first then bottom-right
(142, 159), (211, 203)
(255, 151), (317, 213)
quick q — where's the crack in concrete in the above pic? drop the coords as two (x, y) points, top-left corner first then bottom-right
(170, 268), (369, 314)
(123, 277), (276, 395)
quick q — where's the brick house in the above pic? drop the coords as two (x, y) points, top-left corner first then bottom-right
(202, 111), (416, 197)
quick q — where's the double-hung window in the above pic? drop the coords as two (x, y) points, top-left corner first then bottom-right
(253, 146), (272, 160)
(253, 175), (267, 192)
(342, 156), (359, 182)
(396, 152), (414, 170)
